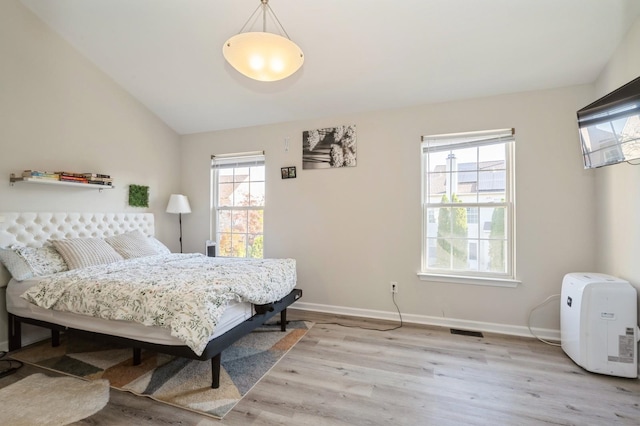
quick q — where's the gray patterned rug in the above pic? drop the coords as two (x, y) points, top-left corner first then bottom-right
(10, 320), (312, 419)
(0, 373), (109, 425)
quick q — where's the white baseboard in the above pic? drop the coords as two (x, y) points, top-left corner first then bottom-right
(1, 303), (560, 352)
(293, 301), (561, 342)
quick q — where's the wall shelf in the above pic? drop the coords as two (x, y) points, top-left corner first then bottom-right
(9, 176), (114, 192)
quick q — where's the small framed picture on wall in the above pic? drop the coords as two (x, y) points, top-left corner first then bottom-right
(281, 166), (297, 179)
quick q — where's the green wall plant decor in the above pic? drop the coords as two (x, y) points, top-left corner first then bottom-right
(129, 184), (149, 207)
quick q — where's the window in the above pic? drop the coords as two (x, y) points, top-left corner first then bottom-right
(211, 152), (265, 258)
(466, 207), (478, 224)
(469, 242), (478, 261)
(420, 129), (515, 282)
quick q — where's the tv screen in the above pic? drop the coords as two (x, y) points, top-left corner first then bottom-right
(577, 76), (640, 169)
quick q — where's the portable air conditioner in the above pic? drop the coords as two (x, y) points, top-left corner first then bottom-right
(561, 273), (640, 378)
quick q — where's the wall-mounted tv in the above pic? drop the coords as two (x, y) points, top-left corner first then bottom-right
(577, 76), (640, 169)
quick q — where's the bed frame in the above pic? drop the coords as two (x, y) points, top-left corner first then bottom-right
(8, 289), (302, 388)
(1, 212), (303, 388)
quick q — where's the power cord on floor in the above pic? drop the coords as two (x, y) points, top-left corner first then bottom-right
(528, 294), (562, 347)
(316, 292), (403, 331)
(0, 351), (23, 378)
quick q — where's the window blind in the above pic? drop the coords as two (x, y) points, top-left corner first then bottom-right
(422, 128), (515, 153)
(211, 151), (265, 169)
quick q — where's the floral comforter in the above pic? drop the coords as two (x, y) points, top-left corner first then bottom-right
(21, 254), (297, 355)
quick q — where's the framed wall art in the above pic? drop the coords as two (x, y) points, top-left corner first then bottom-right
(281, 166), (297, 179)
(128, 184), (149, 207)
(302, 124), (356, 169)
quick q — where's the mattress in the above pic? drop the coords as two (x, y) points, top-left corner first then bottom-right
(6, 277), (254, 346)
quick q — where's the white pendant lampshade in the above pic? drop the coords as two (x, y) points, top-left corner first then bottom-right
(223, 32), (304, 82)
(223, 0), (304, 82)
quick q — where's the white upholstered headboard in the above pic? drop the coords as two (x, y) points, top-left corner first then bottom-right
(0, 212), (155, 287)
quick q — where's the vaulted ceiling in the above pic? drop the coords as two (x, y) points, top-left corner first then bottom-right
(20, 0), (640, 134)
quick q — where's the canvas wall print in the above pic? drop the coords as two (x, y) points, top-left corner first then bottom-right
(303, 124), (356, 169)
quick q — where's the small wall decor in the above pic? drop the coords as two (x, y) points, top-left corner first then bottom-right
(281, 166), (297, 179)
(128, 184), (149, 207)
(303, 124), (356, 169)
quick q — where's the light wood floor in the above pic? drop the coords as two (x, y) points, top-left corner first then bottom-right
(2, 309), (639, 425)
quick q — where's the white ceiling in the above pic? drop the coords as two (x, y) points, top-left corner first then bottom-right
(20, 0), (640, 135)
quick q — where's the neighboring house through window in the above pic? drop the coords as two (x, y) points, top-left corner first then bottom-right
(420, 129), (515, 282)
(211, 151), (265, 258)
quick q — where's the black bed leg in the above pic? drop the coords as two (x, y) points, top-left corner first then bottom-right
(8, 314), (22, 351)
(51, 330), (60, 347)
(280, 309), (287, 331)
(211, 353), (221, 389)
(133, 348), (142, 365)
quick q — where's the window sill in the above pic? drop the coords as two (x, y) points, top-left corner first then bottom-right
(417, 272), (521, 288)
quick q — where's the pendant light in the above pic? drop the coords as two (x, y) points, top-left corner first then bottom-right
(223, 0), (304, 82)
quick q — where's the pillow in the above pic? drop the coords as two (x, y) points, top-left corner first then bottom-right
(0, 248), (34, 281)
(16, 245), (68, 276)
(147, 236), (171, 255)
(51, 237), (124, 270)
(105, 230), (158, 259)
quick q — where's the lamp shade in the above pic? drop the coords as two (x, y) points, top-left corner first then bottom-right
(223, 32), (304, 82)
(166, 194), (191, 214)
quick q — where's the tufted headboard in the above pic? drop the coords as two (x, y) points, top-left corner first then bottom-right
(0, 212), (155, 287)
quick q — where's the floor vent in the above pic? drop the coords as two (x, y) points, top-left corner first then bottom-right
(450, 328), (484, 338)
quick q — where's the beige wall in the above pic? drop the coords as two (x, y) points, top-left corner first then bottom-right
(594, 18), (640, 322)
(181, 85), (597, 337)
(0, 0), (181, 348)
(3, 0), (635, 348)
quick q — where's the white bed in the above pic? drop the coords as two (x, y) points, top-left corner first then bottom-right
(0, 212), (302, 388)
(6, 276), (253, 346)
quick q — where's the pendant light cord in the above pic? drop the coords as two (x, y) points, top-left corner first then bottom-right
(235, 0), (291, 40)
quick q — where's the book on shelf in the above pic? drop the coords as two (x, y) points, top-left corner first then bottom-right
(26, 175), (62, 181)
(56, 171), (87, 178)
(87, 180), (113, 186)
(85, 177), (113, 183)
(82, 173), (111, 179)
(21, 170), (60, 179)
(60, 176), (89, 183)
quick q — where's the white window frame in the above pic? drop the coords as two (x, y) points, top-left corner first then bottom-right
(418, 129), (519, 287)
(466, 207), (478, 224)
(211, 151), (265, 258)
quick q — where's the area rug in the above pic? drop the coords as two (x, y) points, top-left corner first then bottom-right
(10, 320), (312, 419)
(0, 372), (109, 425)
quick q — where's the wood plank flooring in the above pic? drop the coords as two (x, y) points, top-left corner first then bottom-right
(1, 309), (639, 425)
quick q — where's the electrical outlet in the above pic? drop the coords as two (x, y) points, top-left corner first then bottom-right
(390, 282), (398, 293)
